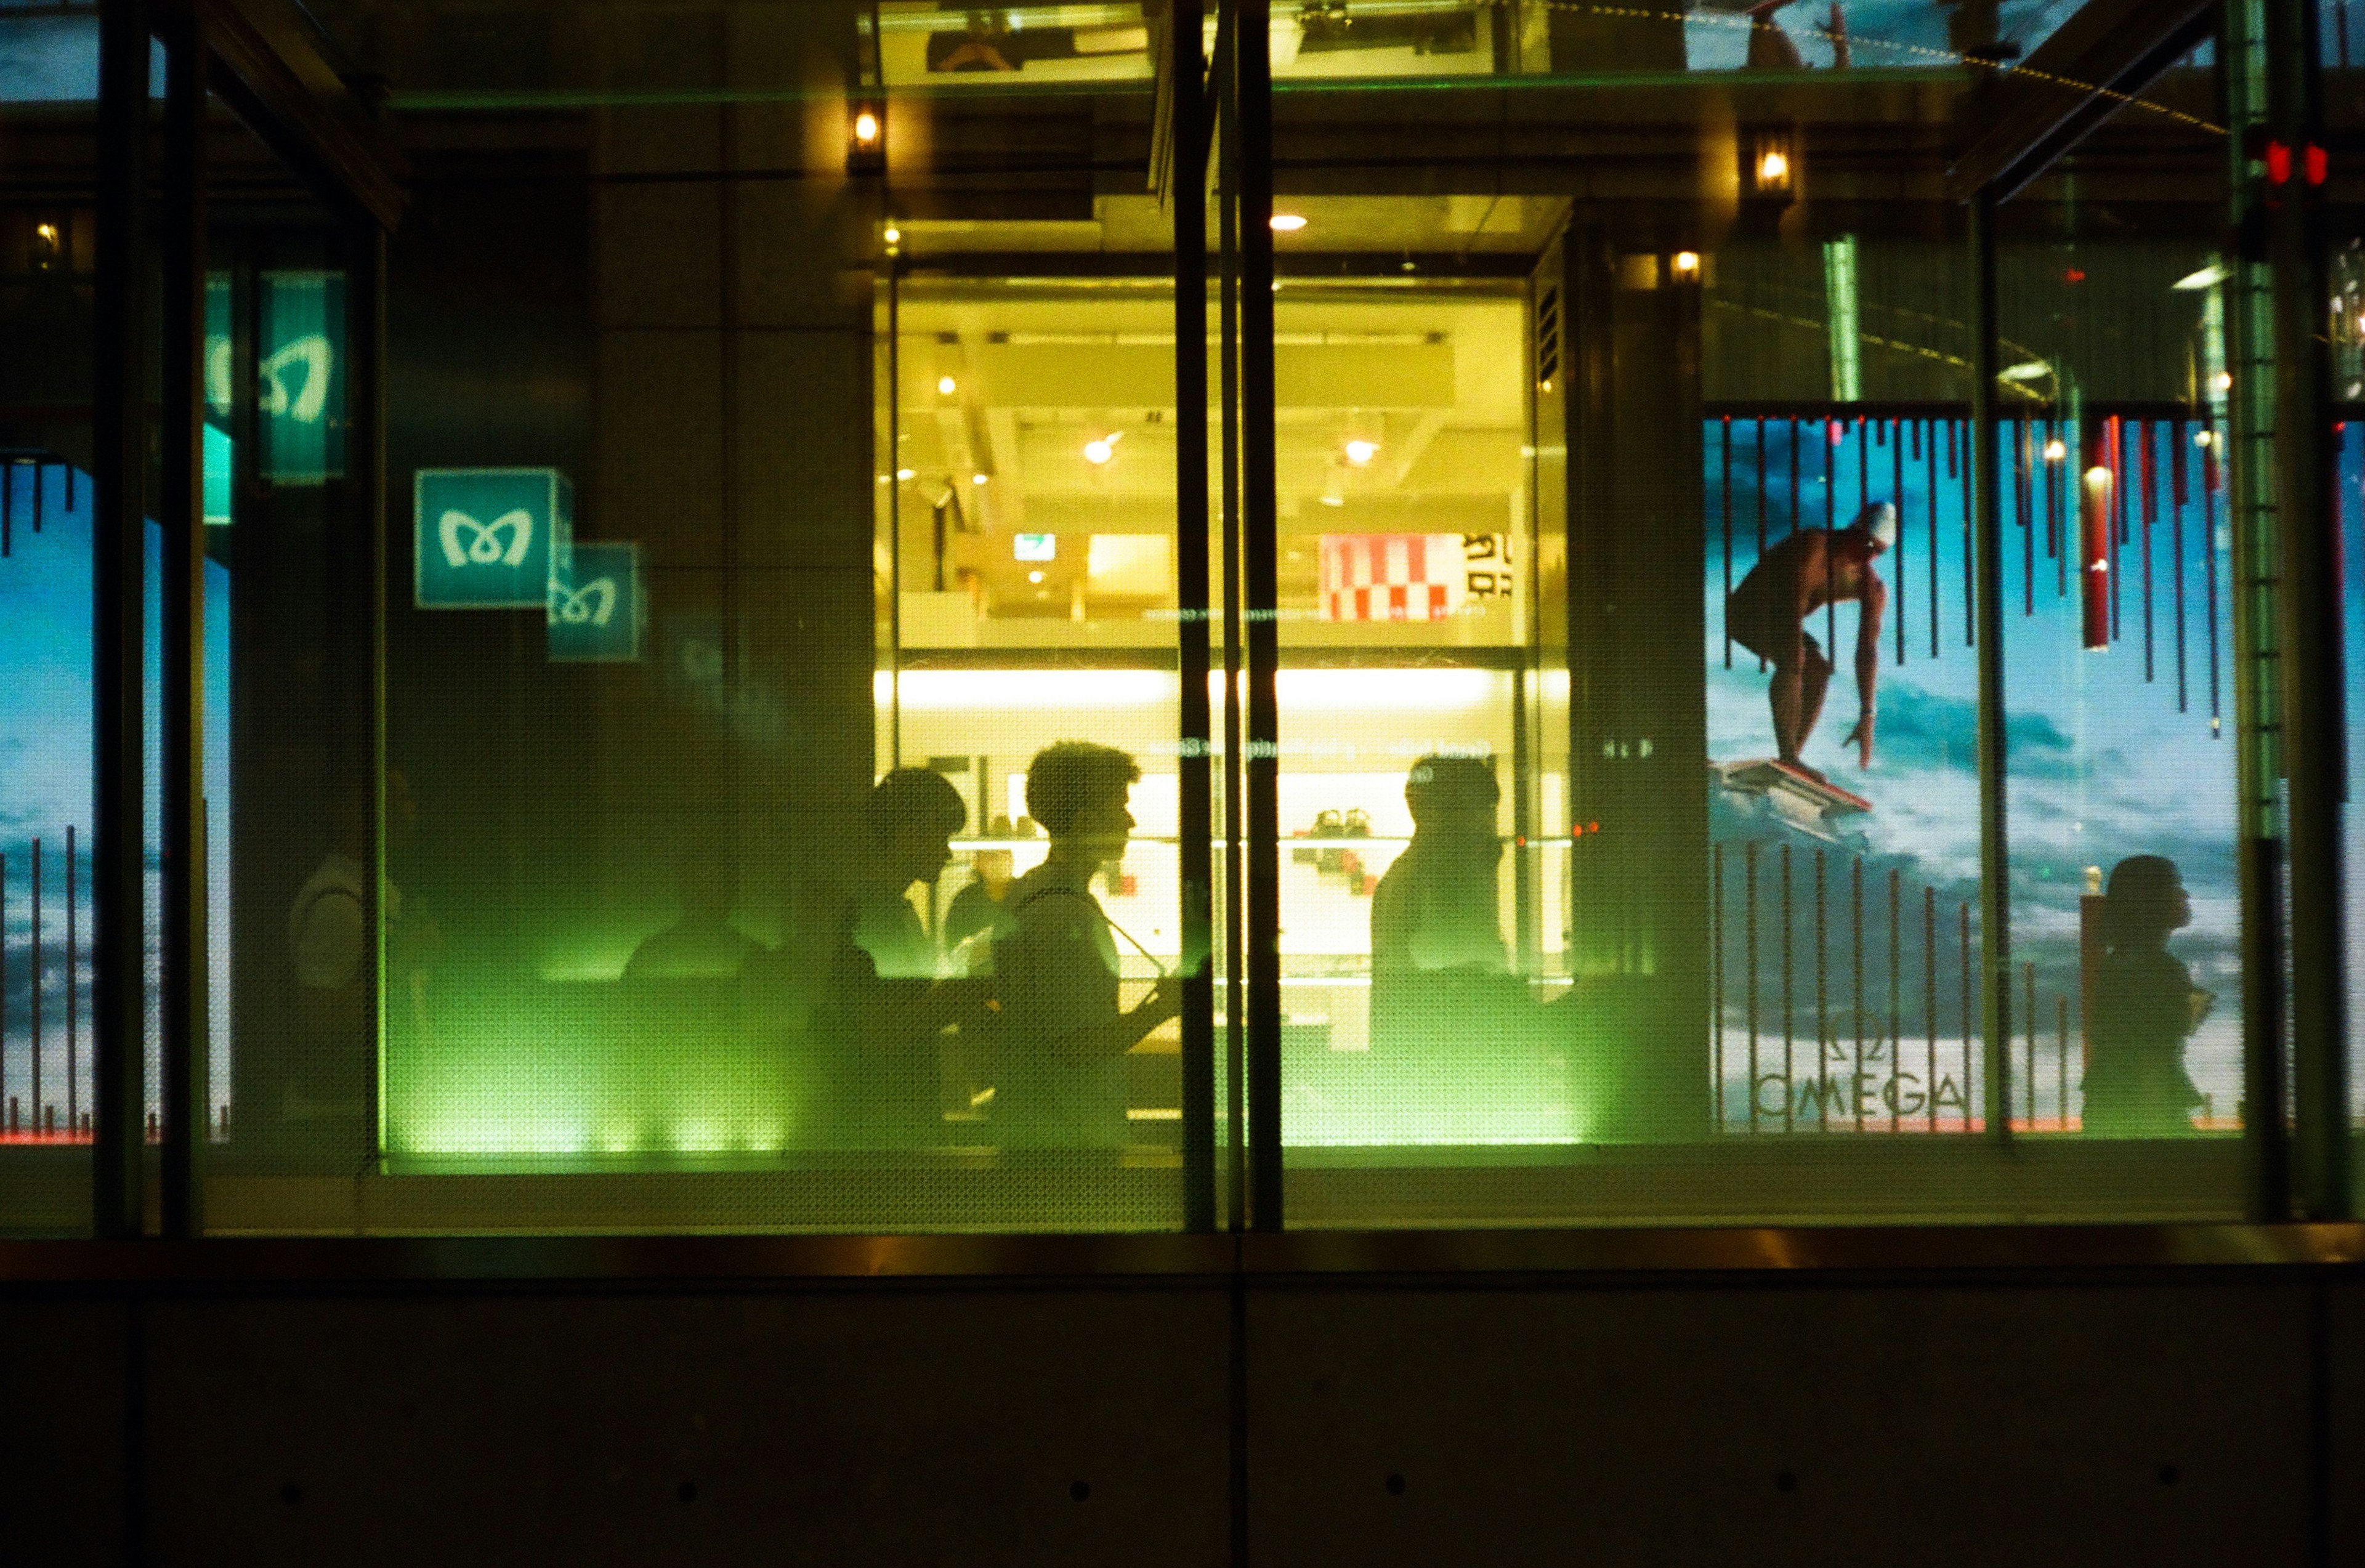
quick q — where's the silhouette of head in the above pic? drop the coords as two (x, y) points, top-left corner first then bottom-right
(1405, 754), (1500, 840)
(867, 767), (968, 889)
(1026, 742), (1142, 862)
(2103, 854), (2190, 949)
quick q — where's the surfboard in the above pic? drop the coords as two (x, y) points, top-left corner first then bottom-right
(1713, 758), (1873, 831)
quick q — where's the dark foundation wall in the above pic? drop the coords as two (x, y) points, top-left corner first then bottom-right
(0, 1263), (2357, 1566)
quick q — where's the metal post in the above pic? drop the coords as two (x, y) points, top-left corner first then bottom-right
(1216, 3), (1246, 1232)
(159, 6), (209, 1236)
(1171, 0), (1217, 1234)
(1746, 840), (1761, 1134)
(66, 828), (77, 1136)
(1968, 190), (2013, 1147)
(1814, 845), (1829, 1131)
(2225, 0), (2294, 1219)
(1712, 844), (1726, 1130)
(1237, 0), (1282, 1231)
(28, 840), (40, 1133)
(2265, 0), (2349, 1218)
(1851, 854), (1863, 1133)
(1924, 884), (1937, 1132)
(1781, 842), (1794, 1133)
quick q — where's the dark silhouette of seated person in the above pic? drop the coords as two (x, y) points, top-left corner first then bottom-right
(819, 767), (984, 1145)
(2082, 855), (2210, 1136)
(943, 847), (1017, 959)
(626, 840), (762, 982)
(988, 742), (1180, 1147)
(1369, 754), (1526, 1055)
(1726, 499), (1893, 781)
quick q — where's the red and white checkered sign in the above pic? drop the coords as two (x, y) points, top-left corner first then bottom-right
(1319, 533), (1466, 622)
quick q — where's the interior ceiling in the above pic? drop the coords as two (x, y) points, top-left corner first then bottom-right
(893, 280), (1526, 610)
(900, 195), (1570, 259)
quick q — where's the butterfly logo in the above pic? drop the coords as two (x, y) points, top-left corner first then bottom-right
(552, 577), (618, 628)
(439, 509), (536, 570)
(258, 334), (334, 424)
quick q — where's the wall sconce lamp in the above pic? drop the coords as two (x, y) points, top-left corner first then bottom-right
(1745, 129), (1797, 202)
(849, 99), (886, 176)
(31, 218), (62, 270)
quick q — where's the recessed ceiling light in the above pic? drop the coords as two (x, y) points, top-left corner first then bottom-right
(937, 375), (957, 395)
(1270, 214), (1307, 232)
(895, 467), (915, 480)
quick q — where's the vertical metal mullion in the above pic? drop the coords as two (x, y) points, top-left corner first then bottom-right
(1237, 0), (1282, 1232)
(92, 0), (152, 1238)
(356, 220), (391, 1173)
(2265, 0), (2348, 1218)
(159, 10), (208, 1235)
(1172, 0), (1216, 1234)
(1216, 6), (1247, 1235)
(1968, 190), (2013, 1147)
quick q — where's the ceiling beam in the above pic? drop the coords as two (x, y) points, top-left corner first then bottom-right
(201, 0), (408, 229)
(1947, 0), (2213, 203)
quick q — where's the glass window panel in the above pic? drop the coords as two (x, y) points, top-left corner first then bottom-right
(1, 16), (104, 1232)
(262, 7), (1197, 1232)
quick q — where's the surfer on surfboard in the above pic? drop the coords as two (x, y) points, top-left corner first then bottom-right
(1727, 500), (1894, 783)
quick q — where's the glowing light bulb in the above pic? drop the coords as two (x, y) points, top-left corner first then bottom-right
(1672, 251), (1700, 280)
(2044, 438), (2066, 462)
(1344, 438), (1378, 466)
(1027, 570), (1045, 584)
(1270, 214), (1308, 232)
(1756, 148), (1790, 188)
(2194, 430), (2213, 448)
(937, 375), (957, 395)
(2083, 464), (2112, 491)
(972, 472), (989, 485)
(1319, 494), (1344, 507)
(2213, 371), (2233, 393)
(883, 225), (902, 246)
(895, 467), (915, 480)
(1084, 437), (1116, 465)
(853, 110), (880, 145)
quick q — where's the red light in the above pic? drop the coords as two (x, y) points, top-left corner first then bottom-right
(1827, 421), (1845, 447)
(2063, 267), (2085, 284)
(1587, 821), (1599, 834)
(2307, 143), (2329, 185)
(2266, 139), (2292, 184)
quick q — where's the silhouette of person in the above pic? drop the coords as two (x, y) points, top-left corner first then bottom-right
(2082, 855), (2210, 1136)
(625, 838), (762, 981)
(817, 767), (985, 1145)
(1369, 754), (1518, 1055)
(944, 847), (1017, 956)
(1726, 499), (1894, 780)
(281, 768), (432, 1129)
(988, 742), (1180, 1147)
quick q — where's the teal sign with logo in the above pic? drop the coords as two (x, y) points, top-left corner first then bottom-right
(548, 541), (645, 663)
(414, 467), (573, 609)
(258, 270), (345, 483)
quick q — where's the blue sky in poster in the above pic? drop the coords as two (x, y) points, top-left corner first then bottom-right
(0, 468), (232, 1123)
(1705, 415), (2243, 1121)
